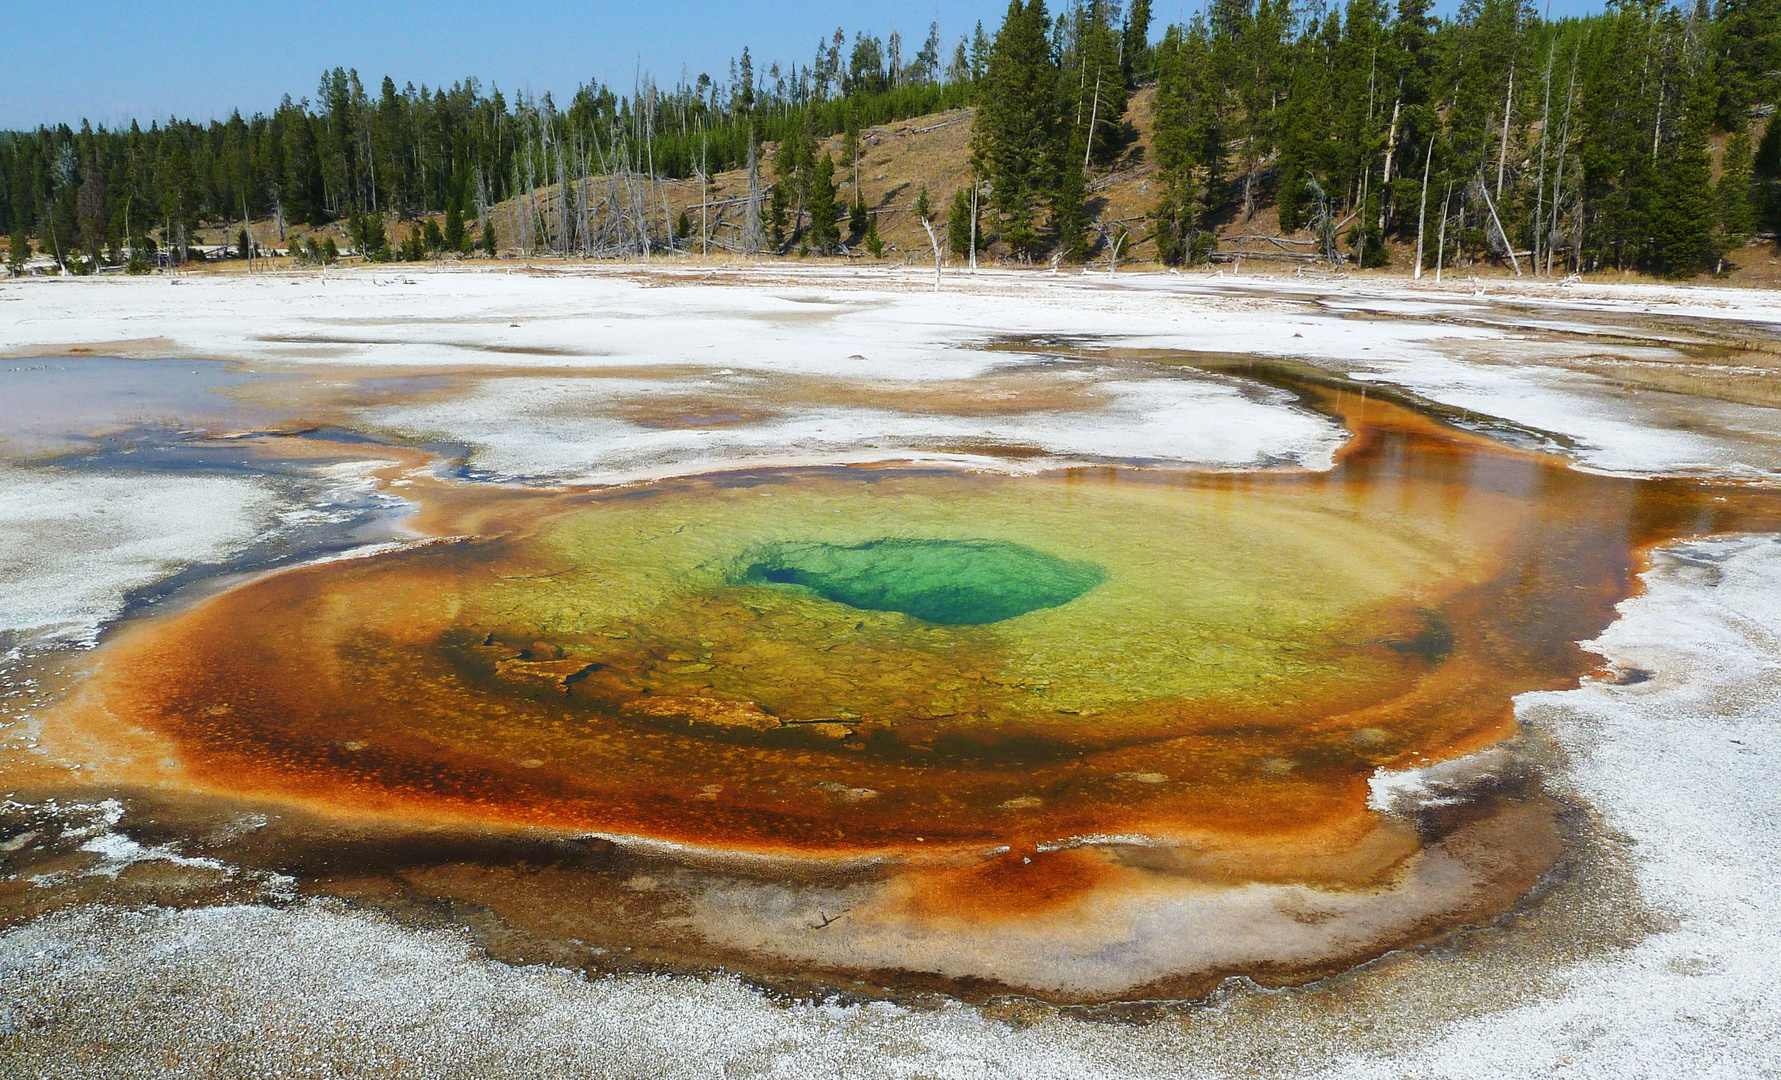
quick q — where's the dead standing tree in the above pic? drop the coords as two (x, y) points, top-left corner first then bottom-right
(577, 83), (673, 258)
(498, 79), (703, 261)
(742, 127), (765, 256)
(1304, 179), (1343, 267)
(1470, 177), (1523, 276)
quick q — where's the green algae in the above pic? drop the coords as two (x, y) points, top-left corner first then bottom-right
(466, 467), (1494, 725)
(737, 539), (1106, 625)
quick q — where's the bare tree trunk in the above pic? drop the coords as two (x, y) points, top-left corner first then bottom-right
(1496, 64), (1515, 198)
(1414, 141), (1433, 280)
(969, 180), (978, 271)
(920, 216), (942, 291)
(556, 133), (569, 258)
(1550, 41), (1580, 277)
(1534, 40), (1555, 276)
(1436, 182), (1453, 284)
(1476, 180), (1522, 276)
(1571, 197), (1583, 277)
(475, 166), (489, 244)
(1083, 71), (1101, 172)
(1380, 97), (1401, 231)
(647, 109), (660, 257)
(743, 127), (764, 256)
(1652, 82), (1665, 161)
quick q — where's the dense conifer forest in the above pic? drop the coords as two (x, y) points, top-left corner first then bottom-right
(3, 0), (1778, 277)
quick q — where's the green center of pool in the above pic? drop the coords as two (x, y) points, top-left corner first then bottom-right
(739, 539), (1107, 625)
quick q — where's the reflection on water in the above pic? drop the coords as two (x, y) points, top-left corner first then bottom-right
(0, 356), (280, 455)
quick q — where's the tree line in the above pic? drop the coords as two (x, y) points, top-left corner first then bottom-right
(966, 0), (1781, 277)
(0, 21), (987, 268)
(6, 0), (1781, 277)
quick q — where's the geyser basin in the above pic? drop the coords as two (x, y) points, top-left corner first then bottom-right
(65, 391), (1781, 869)
(43, 381), (1781, 1002)
(737, 538), (1106, 625)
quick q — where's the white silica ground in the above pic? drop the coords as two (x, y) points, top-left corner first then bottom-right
(0, 466), (282, 645)
(5, 268), (1777, 480)
(1345, 357), (1777, 476)
(369, 371), (1346, 484)
(1331, 535), (1781, 1078)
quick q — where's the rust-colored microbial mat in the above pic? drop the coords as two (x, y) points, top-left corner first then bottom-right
(48, 387), (1781, 1002)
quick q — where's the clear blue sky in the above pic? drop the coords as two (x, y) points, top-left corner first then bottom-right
(6, 0), (1609, 130)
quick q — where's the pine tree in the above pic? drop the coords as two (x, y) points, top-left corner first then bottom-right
(1577, 2), (1663, 270)
(1215, 0), (1289, 219)
(1655, 62), (1717, 278)
(772, 119), (816, 239)
(6, 232), (28, 276)
(914, 186), (932, 221)
(948, 187), (978, 256)
(971, 0), (1058, 258)
(736, 46), (756, 118)
(1274, 12), (1336, 232)
(1068, 2), (1130, 168)
(1053, 143), (1089, 259)
(1152, 32), (1191, 263)
(849, 192), (869, 242)
(842, 110), (861, 179)
(1330, 0), (1393, 222)
(767, 184), (790, 247)
(76, 145), (107, 261)
(354, 212), (388, 259)
(1754, 104), (1781, 228)
(1714, 0), (1781, 128)
(1718, 128), (1757, 249)
(1385, 0), (1440, 237)
(159, 136), (199, 259)
(1124, 0), (1155, 81)
(1446, 0), (1526, 194)
(808, 152), (840, 250)
(443, 202), (466, 252)
(1348, 192), (1389, 266)
(1153, 22), (1220, 262)
(480, 218), (498, 256)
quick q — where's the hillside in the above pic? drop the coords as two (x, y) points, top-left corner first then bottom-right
(470, 87), (1185, 270)
(160, 88), (1781, 287)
